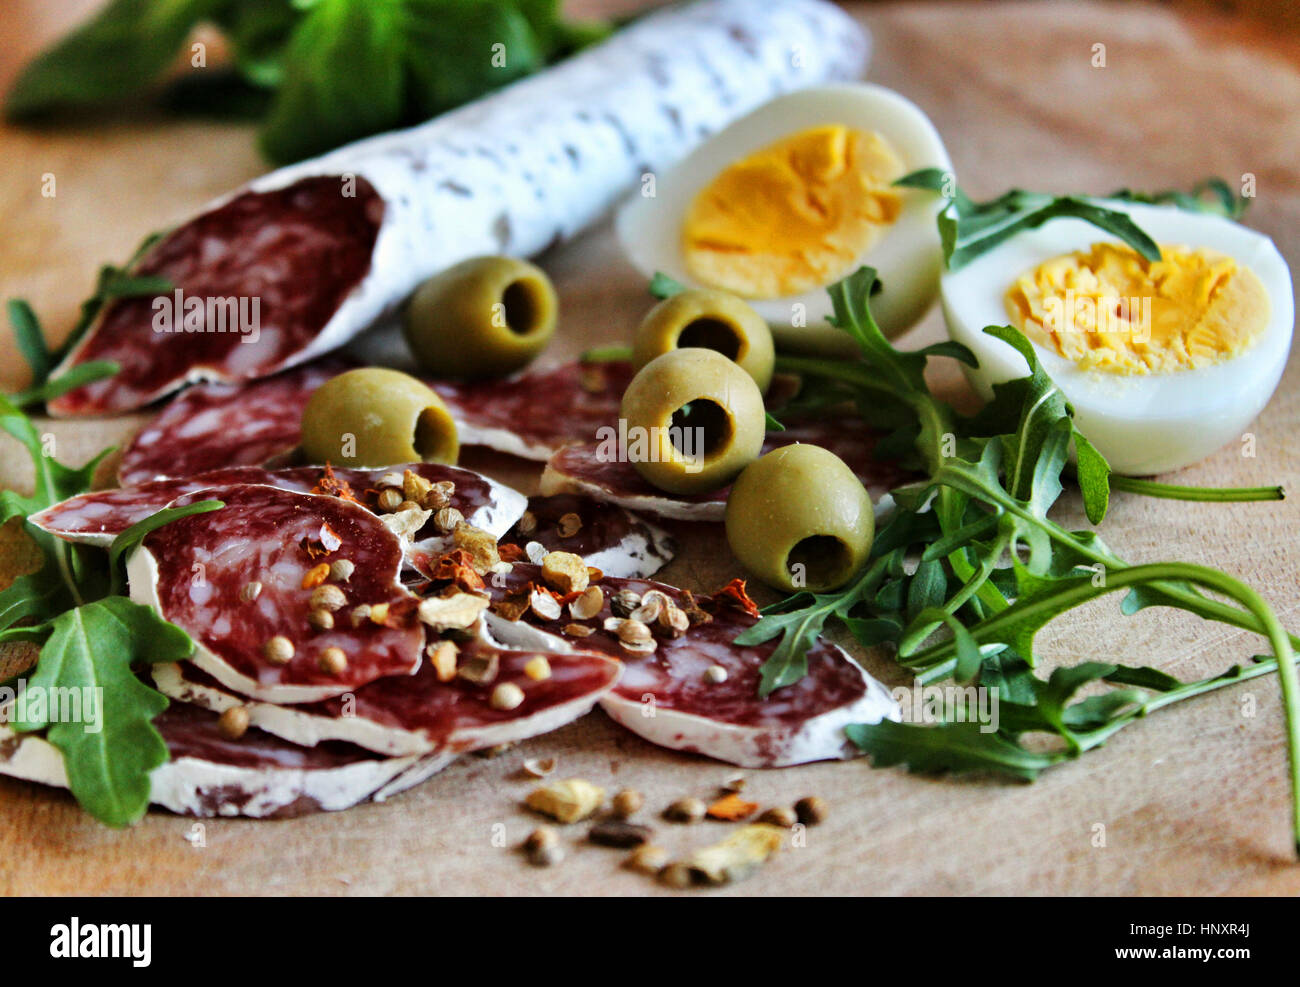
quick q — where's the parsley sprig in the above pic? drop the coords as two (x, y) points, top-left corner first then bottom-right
(742, 267), (1300, 853)
(1, 302), (221, 825)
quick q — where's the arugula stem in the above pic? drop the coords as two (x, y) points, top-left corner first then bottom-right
(902, 561), (1300, 851)
(936, 460), (1300, 651)
(1109, 475), (1285, 503)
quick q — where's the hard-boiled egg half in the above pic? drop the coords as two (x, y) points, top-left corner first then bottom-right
(942, 201), (1293, 475)
(617, 84), (951, 352)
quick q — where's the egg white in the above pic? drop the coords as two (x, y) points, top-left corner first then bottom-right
(941, 200), (1294, 475)
(616, 83), (952, 353)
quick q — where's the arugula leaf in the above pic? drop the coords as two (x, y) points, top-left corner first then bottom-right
(846, 719), (1064, 781)
(1109, 178), (1249, 220)
(11, 597), (191, 827)
(5, 0), (222, 119)
(107, 499), (224, 595)
(7, 361), (120, 411)
(8, 300), (52, 385)
(896, 168), (1162, 270)
(0, 565), (72, 639)
(1072, 431), (1111, 524)
(649, 271), (688, 300)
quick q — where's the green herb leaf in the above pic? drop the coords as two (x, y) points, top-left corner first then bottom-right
(8, 299), (52, 386)
(107, 499), (224, 595)
(11, 597), (191, 827)
(648, 271), (688, 299)
(5, 0), (222, 119)
(1109, 178), (1249, 220)
(1072, 430), (1111, 524)
(0, 564), (74, 636)
(846, 719), (1064, 781)
(7, 361), (120, 410)
(259, 0), (406, 163)
(897, 169), (1163, 270)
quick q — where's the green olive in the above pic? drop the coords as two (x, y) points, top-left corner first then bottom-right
(403, 255), (558, 378)
(619, 349), (765, 496)
(301, 368), (459, 468)
(725, 444), (874, 593)
(633, 289), (774, 392)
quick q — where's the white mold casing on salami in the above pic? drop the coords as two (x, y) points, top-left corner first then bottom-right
(46, 0), (868, 416)
(149, 634), (621, 757)
(127, 485), (426, 704)
(0, 709), (454, 818)
(482, 567), (899, 767)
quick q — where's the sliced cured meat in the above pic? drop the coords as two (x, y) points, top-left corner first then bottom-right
(32, 463), (526, 553)
(48, 182), (380, 417)
(117, 358), (350, 484)
(127, 485), (424, 704)
(502, 494), (675, 579)
(430, 361), (633, 461)
(478, 564), (898, 767)
(151, 636), (620, 757)
(541, 414), (919, 522)
(47, 0), (868, 417)
(0, 703), (453, 818)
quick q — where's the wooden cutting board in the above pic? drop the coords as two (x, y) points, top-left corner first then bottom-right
(2, 0), (1299, 896)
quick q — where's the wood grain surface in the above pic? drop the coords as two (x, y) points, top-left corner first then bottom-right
(1, 0), (1299, 896)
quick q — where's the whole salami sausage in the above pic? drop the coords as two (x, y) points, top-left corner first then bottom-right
(46, 0), (869, 416)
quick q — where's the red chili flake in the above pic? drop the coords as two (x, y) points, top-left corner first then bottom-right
(311, 464), (359, 504)
(428, 549), (486, 592)
(497, 542), (528, 563)
(714, 578), (760, 618)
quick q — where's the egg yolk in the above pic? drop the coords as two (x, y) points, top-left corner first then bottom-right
(681, 125), (904, 299)
(1005, 242), (1270, 374)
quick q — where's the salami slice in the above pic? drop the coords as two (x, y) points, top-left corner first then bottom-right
(430, 360), (633, 461)
(477, 564), (898, 767)
(541, 414), (918, 522)
(0, 703), (453, 818)
(116, 358), (350, 484)
(501, 494), (675, 579)
(127, 485), (425, 703)
(33, 463), (525, 553)
(47, 0), (868, 416)
(151, 636), (619, 757)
